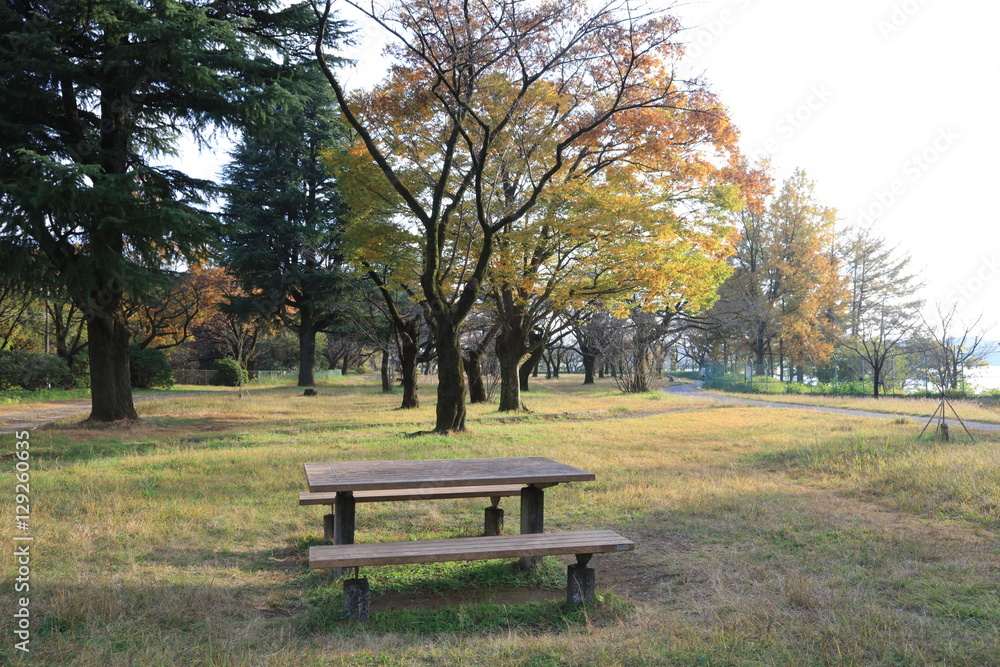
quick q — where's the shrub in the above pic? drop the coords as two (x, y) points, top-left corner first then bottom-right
(129, 348), (174, 389)
(213, 358), (248, 387)
(668, 370), (703, 380)
(0, 351), (75, 390)
(69, 364), (90, 389)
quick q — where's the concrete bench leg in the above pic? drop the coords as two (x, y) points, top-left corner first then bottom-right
(343, 577), (370, 621)
(484, 495), (504, 536)
(567, 554), (595, 605)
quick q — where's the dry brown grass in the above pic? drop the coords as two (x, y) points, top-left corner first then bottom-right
(705, 388), (1000, 424)
(1, 376), (997, 665)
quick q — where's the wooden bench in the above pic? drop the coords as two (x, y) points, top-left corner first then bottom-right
(299, 484), (524, 542)
(309, 529), (635, 621)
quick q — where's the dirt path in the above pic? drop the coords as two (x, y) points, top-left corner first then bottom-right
(0, 392), (207, 433)
(5, 382), (998, 434)
(663, 381), (1000, 432)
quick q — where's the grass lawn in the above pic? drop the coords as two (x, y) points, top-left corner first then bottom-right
(1, 377), (998, 665)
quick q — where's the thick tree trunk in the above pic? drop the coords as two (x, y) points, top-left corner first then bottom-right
(86, 304), (138, 422)
(872, 361), (882, 398)
(632, 347), (650, 393)
(496, 329), (525, 412)
(433, 321), (467, 432)
(297, 319), (316, 387)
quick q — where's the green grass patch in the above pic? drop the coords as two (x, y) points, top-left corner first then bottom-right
(298, 559), (628, 635)
(0, 386), (91, 405)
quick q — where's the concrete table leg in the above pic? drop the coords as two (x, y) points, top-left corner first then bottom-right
(519, 485), (544, 569)
(332, 491), (355, 578)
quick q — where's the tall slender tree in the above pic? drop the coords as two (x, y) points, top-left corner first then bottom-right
(837, 227), (922, 397)
(221, 66), (349, 387)
(0, 0), (335, 421)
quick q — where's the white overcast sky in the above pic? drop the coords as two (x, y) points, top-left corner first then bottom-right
(180, 0), (1000, 331)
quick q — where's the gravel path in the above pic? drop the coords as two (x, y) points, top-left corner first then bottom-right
(663, 382), (1000, 433)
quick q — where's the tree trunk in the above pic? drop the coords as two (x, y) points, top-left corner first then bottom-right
(581, 350), (596, 384)
(398, 327), (420, 409)
(520, 344), (545, 392)
(463, 325), (496, 405)
(754, 345), (767, 377)
(380, 347), (392, 392)
(496, 328), (525, 412)
(433, 321), (467, 432)
(86, 304), (138, 422)
(297, 318), (316, 387)
(872, 360), (882, 399)
(632, 347), (650, 393)
(464, 352), (487, 404)
(341, 352), (349, 375)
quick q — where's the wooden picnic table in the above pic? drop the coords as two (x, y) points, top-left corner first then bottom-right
(303, 456), (596, 567)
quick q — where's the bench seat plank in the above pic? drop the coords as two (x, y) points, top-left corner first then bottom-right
(309, 530), (634, 569)
(298, 484), (523, 506)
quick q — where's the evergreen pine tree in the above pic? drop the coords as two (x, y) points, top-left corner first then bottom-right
(0, 0), (344, 420)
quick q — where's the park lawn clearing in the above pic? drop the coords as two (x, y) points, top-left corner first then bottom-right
(0, 376), (997, 665)
(702, 388), (1000, 425)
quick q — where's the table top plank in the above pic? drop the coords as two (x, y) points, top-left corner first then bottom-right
(304, 456), (595, 493)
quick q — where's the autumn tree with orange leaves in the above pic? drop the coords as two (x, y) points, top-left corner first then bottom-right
(313, 0), (748, 431)
(708, 168), (846, 378)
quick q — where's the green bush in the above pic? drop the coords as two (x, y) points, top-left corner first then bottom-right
(667, 370), (703, 380)
(0, 351), (75, 390)
(129, 348), (174, 389)
(213, 358), (248, 387)
(70, 364), (90, 389)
